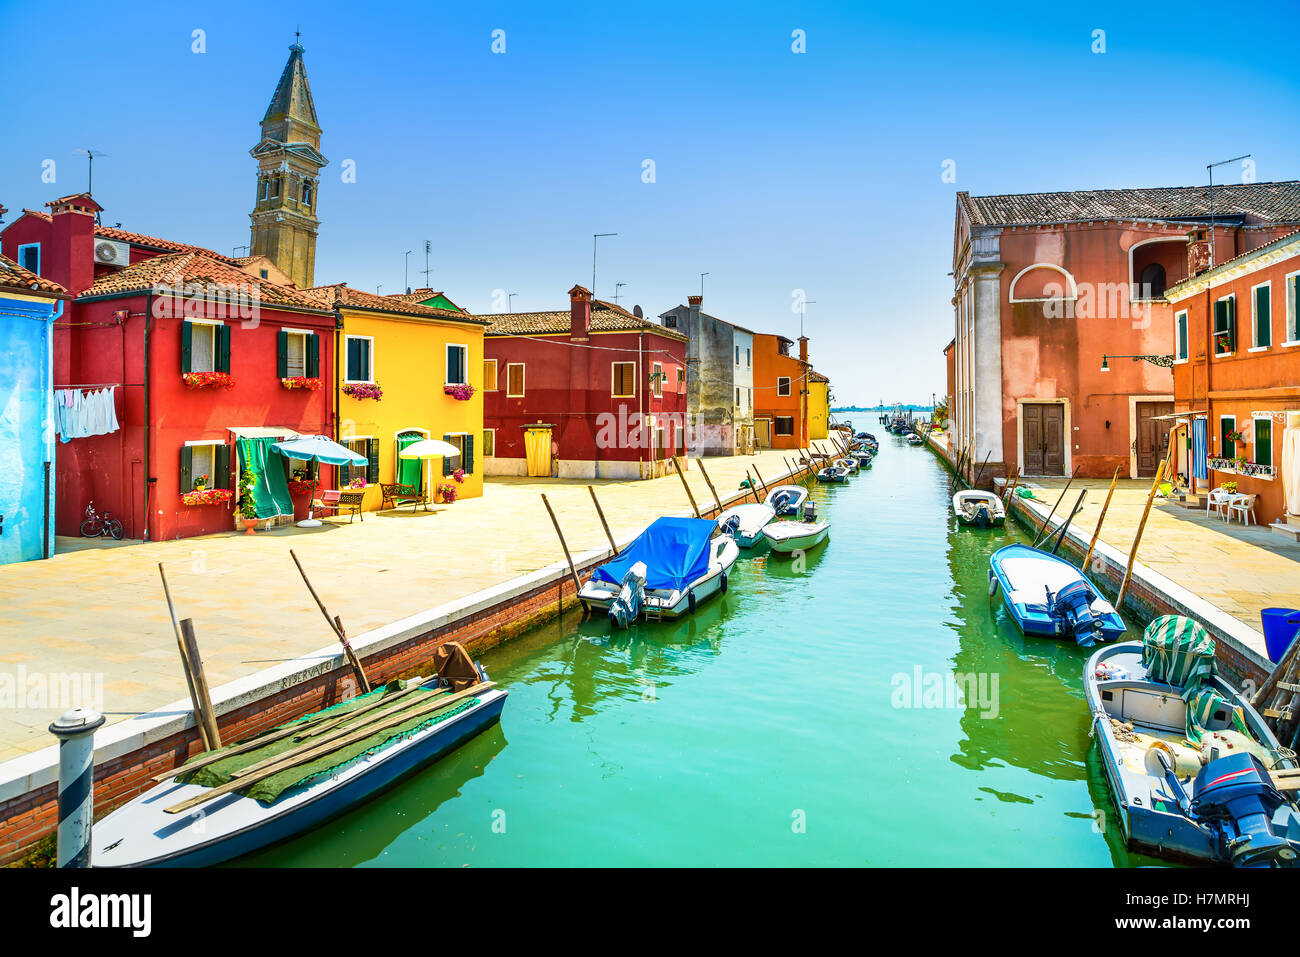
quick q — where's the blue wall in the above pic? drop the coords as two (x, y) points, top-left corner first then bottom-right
(0, 295), (58, 565)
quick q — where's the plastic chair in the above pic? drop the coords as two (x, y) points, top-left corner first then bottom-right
(1206, 486), (1233, 521)
(1228, 494), (1257, 525)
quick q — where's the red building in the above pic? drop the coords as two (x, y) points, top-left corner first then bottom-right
(481, 286), (688, 479)
(1, 193), (338, 541)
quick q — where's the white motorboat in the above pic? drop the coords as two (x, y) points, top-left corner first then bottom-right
(953, 489), (1006, 527)
(716, 502), (776, 548)
(833, 457), (859, 475)
(578, 516), (739, 626)
(816, 465), (849, 483)
(762, 520), (830, 553)
(763, 484), (808, 516)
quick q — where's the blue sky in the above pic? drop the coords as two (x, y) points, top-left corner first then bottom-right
(4, 0), (1298, 404)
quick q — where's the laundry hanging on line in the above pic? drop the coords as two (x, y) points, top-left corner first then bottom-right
(55, 387), (120, 442)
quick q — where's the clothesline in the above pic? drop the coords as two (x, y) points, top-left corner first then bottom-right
(56, 386), (120, 442)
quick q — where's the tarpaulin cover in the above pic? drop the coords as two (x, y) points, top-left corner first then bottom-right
(592, 516), (716, 593)
(1142, 614), (1247, 744)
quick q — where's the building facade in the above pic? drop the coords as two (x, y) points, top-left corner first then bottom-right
(306, 283), (487, 508)
(951, 183), (1300, 483)
(483, 286), (688, 479)
(0, 252), (68, 564)
(753, 332), (809, 450)
(659, 295), (754, 455)
(1165, 232), (1300, 532)
(808, 370), (830, 441)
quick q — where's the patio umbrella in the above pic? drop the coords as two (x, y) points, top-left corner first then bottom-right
(270, 435), (367, 526)
(398, 438), (463, 507)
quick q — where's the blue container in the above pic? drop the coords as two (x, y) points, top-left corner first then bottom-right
(1261, 608), (1300, 662)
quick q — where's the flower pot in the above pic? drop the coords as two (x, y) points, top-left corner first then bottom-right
(241, 518), (259, 535)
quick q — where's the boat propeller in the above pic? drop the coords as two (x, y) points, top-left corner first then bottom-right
(609, 562), (647, 630)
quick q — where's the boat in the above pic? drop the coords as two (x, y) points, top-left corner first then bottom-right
(816, 464), (849, 483)
(852, 451), (874, 467)
(716, 502), (776, 548)
(1086, 616), (1300, 867)
(988, 543), (1126, 647)
(833, 457), (859, 475)
(763, 484), (808, 516)
(762, 518), (830, 553)
(906, 432), (924, 446)
(953, 489), (1006, 527)
(578, 516), (739, 627)
(91, 644), (507, 867)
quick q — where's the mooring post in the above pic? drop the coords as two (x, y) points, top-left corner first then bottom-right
(693, 458), (724, 514)
(50, 707), (105, 868)
(671, 456), (701, 518)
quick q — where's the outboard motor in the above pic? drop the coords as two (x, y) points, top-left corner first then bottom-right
(771, 490), (792, 515)
(973, 502), (991, 528)
(1046, 580), (1101, 647)
(608, 561), (647, 630)
(1191, 753), (1300, 867)
(719, 514), (741, 539)
(802, 499), (817, 523)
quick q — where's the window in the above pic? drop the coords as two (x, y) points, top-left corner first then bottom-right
(1252, 282), (1271, 349)
(736, 387), (742, 406)
(1138, 262), (1167, 299)
(1219, 416), (1236, 457)
(259, 180), (270, 202)
(301, 179), (313, 207)
(748, 387), (752, 407)
(483, 429), (495, 457)
(17, 243), (40, 275)
(663, 314), (677, 328)
(1175, 311), (1189, 361)
(342, 437), (376, 485)
(441, 433), (474, 475)
(746, 348), (751, 367)
(652, 362), (663, 397)
(278, 329), (319, 379)
(612, 362), (636, 398)
(777, 376), (791, 396)
(446, 344), (468, 385)
(483, 359), (498, 391)
(181, 442), (230, 491)
(181, 320), (230, 374)
(735, 345), (740, 364)
(345, 336), (373, 382)
(775, 416), (794, 436)
(1286, 273), (1300, 344)
(1255, 417), (1273, 469)
(1213, 295), (1236, 355)
(259, 269), (269, 279)
(506, 363), (525, 397)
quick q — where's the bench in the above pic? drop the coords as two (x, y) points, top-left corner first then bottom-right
(313, 488), (366, 523)
(379, 483), (426, 511)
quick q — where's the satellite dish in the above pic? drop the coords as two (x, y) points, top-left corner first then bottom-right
(633, 305), (643, 318)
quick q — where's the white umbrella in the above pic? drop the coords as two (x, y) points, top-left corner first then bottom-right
(398, 438), (462, 508)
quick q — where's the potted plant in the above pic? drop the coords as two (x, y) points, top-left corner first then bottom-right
(437, 482), (458, 504)
(236, 467), (259, 534)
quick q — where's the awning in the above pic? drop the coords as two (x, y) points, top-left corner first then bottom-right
(228, 426), (300, 439)
(1150, 411), (1206, 421)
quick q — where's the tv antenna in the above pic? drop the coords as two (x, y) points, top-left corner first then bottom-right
(419, 240), (433, 286)
(73, 148), (107, 194)
(613, 282), (627, 304)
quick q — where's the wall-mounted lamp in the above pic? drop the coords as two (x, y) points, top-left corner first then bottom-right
(1100, 353), (1175, 373)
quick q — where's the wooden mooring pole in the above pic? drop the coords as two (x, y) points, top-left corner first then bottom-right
(1117, 459), (1166, 608)
(541, 493), (587, 611)
(158, 563), (222, 750)
(1031, 463), (1083, 548)
(587, 485), (618, 554)
(971, 451), (992, 490)
(751, 464), (769, 497)
(671, 455), (701, 518)
(290, 549), (373, 695)
(694, 458), (724, 514)
(1081, 466), (1122, 572)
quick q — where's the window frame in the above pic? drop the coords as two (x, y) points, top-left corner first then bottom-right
(1174, 310), (1189, 362)
(284, 329), (310, 378)
(483, 358), (498, 391)
(1218, 415), (1236, 458)
(182, 440), (228, 491)
(1254, 416), (1273, 469)
(774, 415), (794, 436)
(1213, 293), (1236, 356)
(1285, 271), (1300, 346)
(483, 428), (496, 457)
(445, 343), (469, 386)
(344, 335), (375, 384)
(611, 361), (636, 399)
(16, 243), (40, 275)
(342, 436), (375, 486)
(506, 362), (525, 398)
(652, 361), (663, 397)
(1250, 280), (1272, 351)
(189, 320), (220, 374)
(777, 376), (791, 397)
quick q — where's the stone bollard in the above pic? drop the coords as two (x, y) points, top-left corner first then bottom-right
(49, 707), (105, 868)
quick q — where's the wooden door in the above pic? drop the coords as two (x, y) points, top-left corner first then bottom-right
(1135, 402), (1174, 477)
(1022, 404), (1065, 476)
(755, 418), (771, 448)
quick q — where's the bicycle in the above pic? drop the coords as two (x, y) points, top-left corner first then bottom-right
(80, 501), (124, 540)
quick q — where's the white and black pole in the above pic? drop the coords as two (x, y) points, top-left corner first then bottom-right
(49, 707), (104, 868)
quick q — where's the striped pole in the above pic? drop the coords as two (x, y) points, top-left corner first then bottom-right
(49, 707), (104, 868)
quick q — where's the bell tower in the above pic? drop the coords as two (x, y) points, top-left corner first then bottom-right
(249, 39), (327, 288)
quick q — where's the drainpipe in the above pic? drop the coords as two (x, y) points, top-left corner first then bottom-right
(44, 299), (63, 559)
(142, 292), (152, 542)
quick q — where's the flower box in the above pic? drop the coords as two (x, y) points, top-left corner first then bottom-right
(281, 376), (322, 391)
(342, 382), (383, 401)
(183, 371), (235, 390)
(443, 384), (475, 401)
(287, 479), (316, 496)
(182, 488), (233, 507)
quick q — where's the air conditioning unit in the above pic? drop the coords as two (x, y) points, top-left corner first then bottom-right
(93, 239), (130, 267)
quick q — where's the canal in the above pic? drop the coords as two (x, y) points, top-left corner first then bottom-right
(246, 435), (1162, 867)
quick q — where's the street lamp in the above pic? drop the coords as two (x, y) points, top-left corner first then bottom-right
(1100, 353), (1175, 373)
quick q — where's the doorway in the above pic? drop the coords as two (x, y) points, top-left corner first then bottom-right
(1135, 402), (1174, 478)
(1021, 403), (1065, 476)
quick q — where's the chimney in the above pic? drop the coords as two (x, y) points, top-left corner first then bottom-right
(569, 284), (592, 339)
(46, 193), (102, 295)
(798, 335), (809, 365)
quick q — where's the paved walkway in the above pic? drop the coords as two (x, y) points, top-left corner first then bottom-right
(0, 451), (807, 761)
(1016, 477), (1300, 646)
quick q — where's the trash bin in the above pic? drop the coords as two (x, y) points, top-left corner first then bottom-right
(1261, 608), (1300, 662)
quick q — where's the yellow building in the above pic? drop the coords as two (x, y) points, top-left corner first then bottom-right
(808, 370), (830, 440)
(308, 284), (487, 510)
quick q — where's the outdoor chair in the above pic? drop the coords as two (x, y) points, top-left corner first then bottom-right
(380, 482), (426, 511)
(1206, 486), (1234, 521)
(1228, 494), (1258, 525)
(313, 488), (365, 523)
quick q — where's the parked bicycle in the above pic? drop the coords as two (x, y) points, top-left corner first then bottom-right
(80, 501), (124, 540)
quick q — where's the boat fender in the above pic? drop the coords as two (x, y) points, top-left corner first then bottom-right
(689, 591), (697, 614)
(720, 572), (728, 594)
(988, 573), (999, 598)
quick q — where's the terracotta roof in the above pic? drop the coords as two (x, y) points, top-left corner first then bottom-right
(481, 300), (687, 340)
(20, 209), (237, 262)
(1165, 227), (1300, 296)
(959, 181), (1300, 228)
(304, 283), (484, 323)
(80, 252), (328, 310)
(808, 369), (830, 383)
(0, 254), (68, 296)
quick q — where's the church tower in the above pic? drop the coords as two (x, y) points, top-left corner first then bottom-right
(249, 40), (327, 288)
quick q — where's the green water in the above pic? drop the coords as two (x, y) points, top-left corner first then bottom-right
(246, 436), (1165, 867)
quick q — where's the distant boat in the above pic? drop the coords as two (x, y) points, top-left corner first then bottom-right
(906, 433), (924, 445)
(762, 519), (830, 554)
(579, 517), (739, 627)
(816, 465), (849, 483)
(833, 457), (859, 475)
(988, 543), (1126, 646)
(717, 502), (775, 548)
(953, 490), (1006, 527)
(1086, 616), (1300, 867)
(763, 484), (808, 516)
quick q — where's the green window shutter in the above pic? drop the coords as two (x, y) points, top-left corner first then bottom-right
(217, 323), (232, 373)
(215, 443), (231, 490)
(443, 434), (453, 476)
(1257, 419), (1273, 468)
(1178, 316), (1188, 358)
(464, 434), (474, 474)
(1256, 286), (1271, 347)
(180, 445), (193, 491)
(181, 320), (193, 373)
(277, 330), (288, 378)
(307, 333), (320, 377)
(366, 438), (379, 484)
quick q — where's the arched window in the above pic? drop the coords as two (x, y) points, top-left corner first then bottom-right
(302, 179), (313, 207)
(1139, 262), (1166, 299)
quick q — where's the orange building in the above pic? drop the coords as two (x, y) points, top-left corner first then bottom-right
(1166, 231), (1300, 534)
(753, 332), (809, 449)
